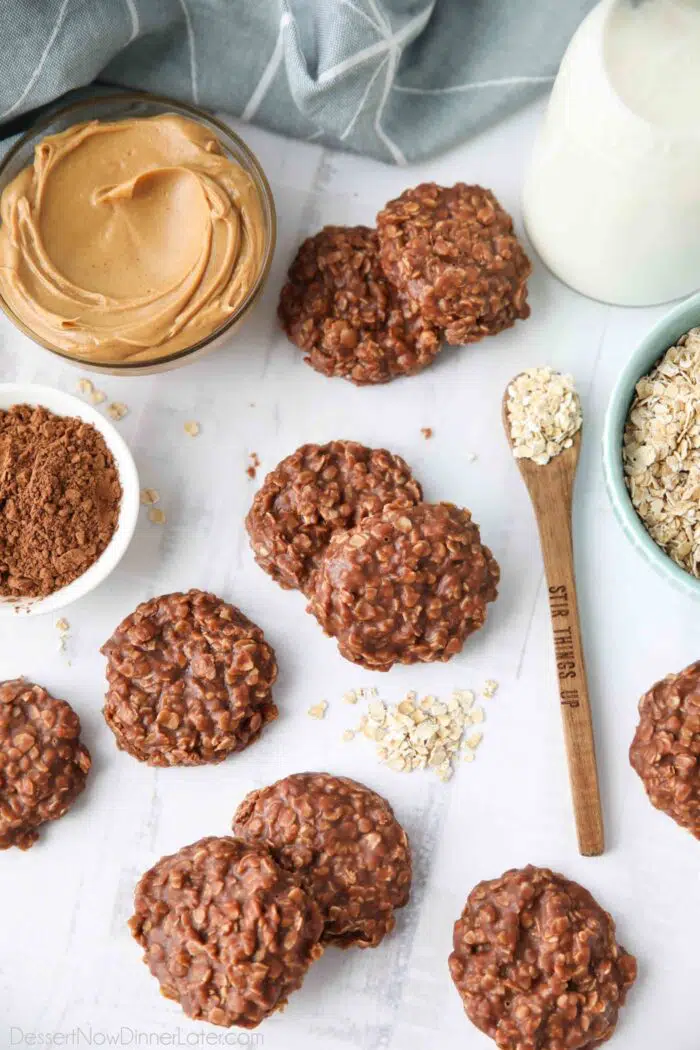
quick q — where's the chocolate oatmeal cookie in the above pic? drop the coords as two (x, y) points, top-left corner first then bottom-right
(449, 866), (637, 1050)
(630, 660), (700, 838)
(246, 440), (422, 594)
(377, 183), (531, 346)
(233, 772), (411, 948)
(102, 589), (277, 766)
(278, 225), (442, 385)
(0, 679), (91, 849)
(130, 836), (324, 1028)
(307, 501), (499, 671)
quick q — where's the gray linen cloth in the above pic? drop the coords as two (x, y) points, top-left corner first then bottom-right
(0, 1), (595, 163)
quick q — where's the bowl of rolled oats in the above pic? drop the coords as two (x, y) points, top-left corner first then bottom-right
(603, 290), (700, 595)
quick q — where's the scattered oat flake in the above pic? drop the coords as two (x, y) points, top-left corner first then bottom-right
(482, 679), (499, 699)
(77, 378), (93, 395)
(91, 390), (107, 405)
(421, 427), (433, 439)
(339, 685), (492, 780)
(343, 690), (358, 704)
(108, 402), (128, 421)
(308, 701), (328, 720)
(342, 729), (355, 742)
(140, 488), (160, 506)
(184, 420), (200, 437)
(507, 367), (582, 466)
(149, 508), (166, 525)
(55, 618), (70, 652)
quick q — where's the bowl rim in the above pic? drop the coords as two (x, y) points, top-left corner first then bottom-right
(602, 289), (700, 597)
(0, 89), (277, 372)
(0, 383), (140, 616)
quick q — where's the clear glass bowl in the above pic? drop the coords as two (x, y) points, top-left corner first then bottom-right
(0, 91), (276, 376)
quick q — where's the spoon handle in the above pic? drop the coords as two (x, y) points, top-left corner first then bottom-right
(529, 477), (604, 856)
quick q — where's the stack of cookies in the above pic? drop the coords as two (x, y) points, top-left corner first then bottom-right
(130, 772), (412, 1028)
(246, 439), (500, 670)
(278, 183), (531, 385)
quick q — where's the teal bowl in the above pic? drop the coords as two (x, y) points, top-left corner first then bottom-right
(603, 291), (700, 598)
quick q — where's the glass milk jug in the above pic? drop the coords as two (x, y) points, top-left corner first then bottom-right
(523, 0), (700, 306)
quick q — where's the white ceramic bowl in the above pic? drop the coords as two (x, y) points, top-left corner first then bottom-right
(0, 384), (140, 616)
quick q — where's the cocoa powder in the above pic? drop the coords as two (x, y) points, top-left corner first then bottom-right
(0, 404), (122, 598)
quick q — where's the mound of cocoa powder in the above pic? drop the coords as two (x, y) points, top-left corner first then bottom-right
(0, 404), (122, 598)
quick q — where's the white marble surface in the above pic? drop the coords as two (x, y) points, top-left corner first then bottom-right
(1, 98), (699, 1050)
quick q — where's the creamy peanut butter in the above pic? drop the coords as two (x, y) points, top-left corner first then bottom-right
(0, 115), (267, 363)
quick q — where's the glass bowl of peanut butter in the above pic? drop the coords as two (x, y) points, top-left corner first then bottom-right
(0, 92), (276, 375)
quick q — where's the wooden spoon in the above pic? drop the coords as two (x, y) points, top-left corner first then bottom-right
(502, 379), (604, 856)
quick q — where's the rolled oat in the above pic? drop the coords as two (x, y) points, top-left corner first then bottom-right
(307, 701), (328, 720)
(506, 368), (582, 466)
(344, 685), (490, 781)
(623, 327), (700, 576)
(107, 401), (128, 421)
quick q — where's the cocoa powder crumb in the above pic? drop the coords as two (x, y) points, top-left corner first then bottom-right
(0, 405), (122, 598)
(246, 452), (261, 480)
(421, 427), (433, 439)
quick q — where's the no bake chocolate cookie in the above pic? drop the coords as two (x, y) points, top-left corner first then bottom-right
(0, 678), (91, 849)
(377, 183), (530, 346)
(307, 501), (499, 670)
(278, 225), (442, 385)
(130, 836), (324, 1028)
(246, 440), (422, 594)
(630, 659), (700, 838)
(449, 865), (637, 1050)
(233, 772), (411, 948)
(102, 589), (277, 766)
